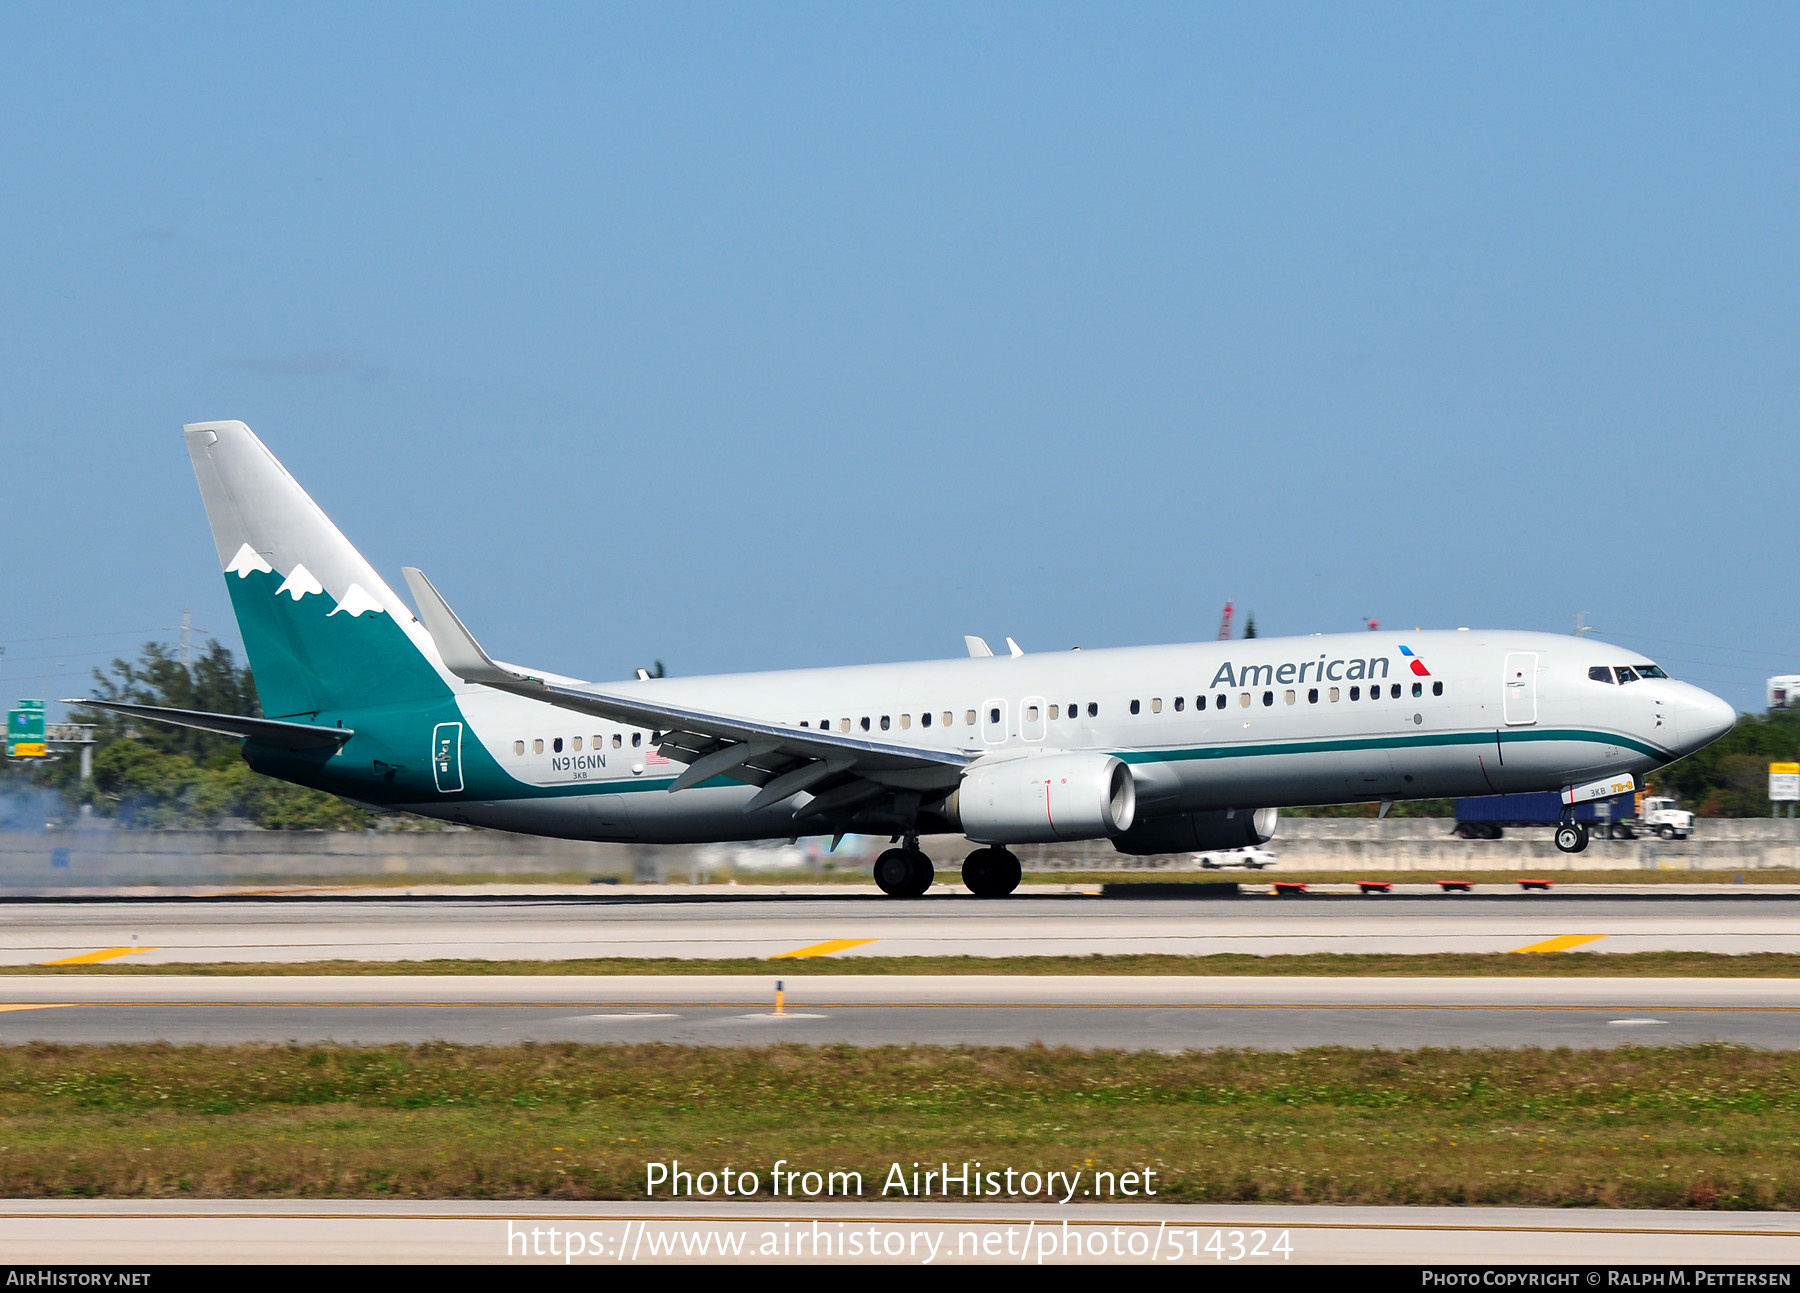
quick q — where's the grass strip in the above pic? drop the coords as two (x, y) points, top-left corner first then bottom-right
(19, 952), (1800, 977)
(0, 1041), (1791, 1207)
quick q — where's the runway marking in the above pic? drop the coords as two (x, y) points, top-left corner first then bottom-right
(738, 1012), (826, 1020)
(770, 939), (877, 959)
(0, 1005), (69, 1014)
(1608, 1019), (1669, 1027)
(562, 1013), (680, 1021)
(38, 947), (158, 966)
(1509, 935), (1607, 954)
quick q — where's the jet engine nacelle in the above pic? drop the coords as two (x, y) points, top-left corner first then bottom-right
(949, 753), (1137, 844)
(1110, 807), (1279, 856)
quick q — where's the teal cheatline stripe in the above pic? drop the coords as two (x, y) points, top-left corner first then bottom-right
(1498, 727), (1670, 761)
(1117, 726), (1670, 767)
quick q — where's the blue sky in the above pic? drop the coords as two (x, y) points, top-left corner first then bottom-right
(3, 4), (1796, 716)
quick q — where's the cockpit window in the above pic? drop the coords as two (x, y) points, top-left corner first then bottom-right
(1588, 666), (1613, 683)
(1636, 663), (1669, 679)
(1614, 666), (1640, 684)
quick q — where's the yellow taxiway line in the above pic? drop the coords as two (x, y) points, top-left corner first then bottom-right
(770, 939), (878, 959)
(1509, 934), (1607, 954)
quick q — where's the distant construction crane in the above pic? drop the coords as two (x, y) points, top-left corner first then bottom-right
(1217, 601), (1234, 640)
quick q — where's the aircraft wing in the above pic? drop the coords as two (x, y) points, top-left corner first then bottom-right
(402, 569), (971, 818)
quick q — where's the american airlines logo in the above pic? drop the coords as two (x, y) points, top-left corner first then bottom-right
(1209, 647), (1426, 690)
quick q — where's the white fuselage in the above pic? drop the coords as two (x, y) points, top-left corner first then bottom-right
(405, 628), (1735, 845)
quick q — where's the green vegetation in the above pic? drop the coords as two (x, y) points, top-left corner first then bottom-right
(1654, 707), (1800, 818)
(16, 641), (371, 829)
(26, 951), (1800, 976)
(0, 1042), (1791, 1207)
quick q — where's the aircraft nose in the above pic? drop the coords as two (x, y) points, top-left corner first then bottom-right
(1677, 686), (1737, 751)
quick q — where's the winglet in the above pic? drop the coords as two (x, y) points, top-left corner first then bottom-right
(401, 568), (532, 689)
(964, 635), (994, 658)
(1005, 637), (1024, 657)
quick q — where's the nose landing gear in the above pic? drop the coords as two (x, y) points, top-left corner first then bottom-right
(1554, 820), (1590, 854)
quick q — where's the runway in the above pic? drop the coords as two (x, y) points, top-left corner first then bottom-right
(3, 975), (1799, 1048)
(9, 890), (1800, 965)
(0, 1199), (1794, 1264)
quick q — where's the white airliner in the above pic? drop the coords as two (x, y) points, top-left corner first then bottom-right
(75, 421), (1738, 897)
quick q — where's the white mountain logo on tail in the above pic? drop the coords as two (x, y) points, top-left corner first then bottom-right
(327, 584), (386, 618)
(276, 564), (325, 600)
(225, 543), (273, 577)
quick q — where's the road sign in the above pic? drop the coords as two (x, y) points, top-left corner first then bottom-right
(6, 700), (46, 758)
(1772, 763), (1800, 803)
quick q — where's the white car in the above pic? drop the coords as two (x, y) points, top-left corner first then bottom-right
(1195, 846), (1278, 870)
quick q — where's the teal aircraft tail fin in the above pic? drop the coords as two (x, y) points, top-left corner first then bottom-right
(184, 421), (452, 721)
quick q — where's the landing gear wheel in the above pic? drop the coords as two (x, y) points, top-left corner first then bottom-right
(874, 847), (934, 898)
(1554, 823), (1590, 854)
(962, 846), (1022, 897)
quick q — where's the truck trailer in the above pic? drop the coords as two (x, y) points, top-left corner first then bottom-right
(1452, 792), (1693, 841)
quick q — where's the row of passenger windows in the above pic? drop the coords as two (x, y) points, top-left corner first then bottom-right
(1128, 681), (1445, 712)
(510, 679), (1453, 756)
(513, 732), (643, 756)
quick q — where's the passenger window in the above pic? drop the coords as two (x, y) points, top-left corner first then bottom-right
(988, 707), (1000, 724)
(1025, 705), (1039, 721)
(1150, 698), (1162, 714)
(1412, 682), (1422, 698)
(1588, 666), (1613, 683)
(1391, 684), (1401, 699)
(900, 714), (910, 730)
(632, 732), (642, 748)
(513, 740), (524, 756)
(1350, 686), (1361, 701)
(879, 716), (890, 731)
(612, 735), (623, 749)
(944, 712), (955, 727)
(1239, 693), (1251, 708)
(1215, 695), (1226, 710)
(573, 737), (583, 751)
(1130, 700), (1141, 715)
(1262, 690), (1273, 707)
(552, 737), (563, 753)
(840, 718), (851, 733)
(1284, 690), (1295, 705)
(1087, 702), (1098, 717)
(1330, 687), (1340, 702)
(1308, 688), (1319, 704)
(1432, 681), (1443, 696)
(861, 717), (871, 731)
(1048, 705), (1060, 720)
(533, 738), (544, 754)
(921, 712), (932, 728)
(800, 721), (809, 728)
(1173, 696), (1184, 712)
(966, 710), (977, 725)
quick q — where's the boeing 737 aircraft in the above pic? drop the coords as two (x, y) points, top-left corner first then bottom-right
(76, 421), (1738, 897)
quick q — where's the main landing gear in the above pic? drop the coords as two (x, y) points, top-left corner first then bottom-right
(961, 845), (1022, 898)
(871, 843), (1025, 898)
(873, 843), (935, 898)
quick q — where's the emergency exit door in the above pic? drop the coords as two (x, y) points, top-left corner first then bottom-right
(432, 722), (464, 793)
(1503, 653), (1538, 726)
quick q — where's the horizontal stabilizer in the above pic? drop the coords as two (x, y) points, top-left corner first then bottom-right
(64, 701), (353, 750)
